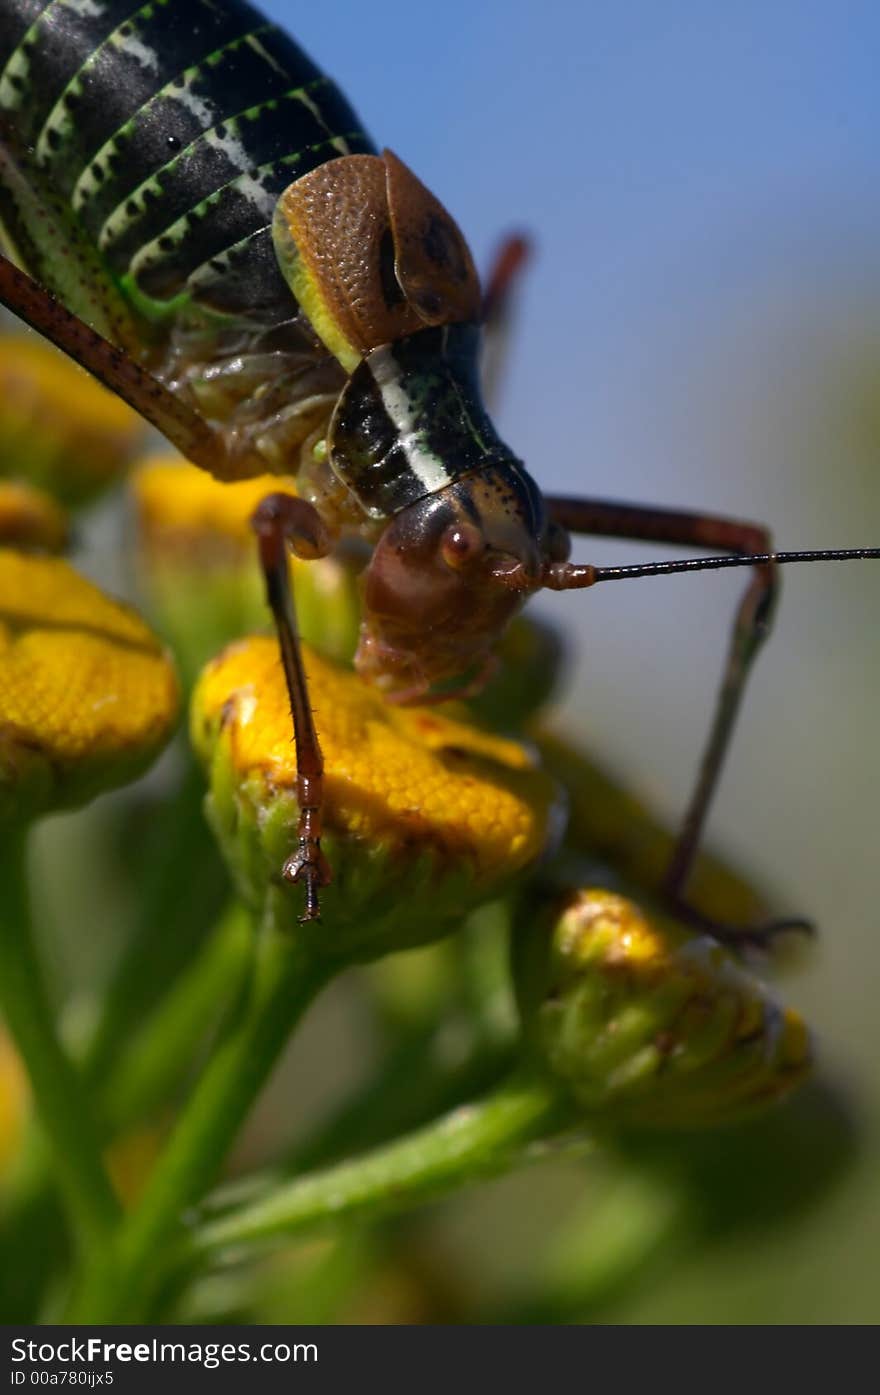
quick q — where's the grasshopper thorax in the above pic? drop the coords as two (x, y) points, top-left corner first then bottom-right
(328, 323), (517, 517)
(275, 151), (561, 699)
(319, 321), (552, 701)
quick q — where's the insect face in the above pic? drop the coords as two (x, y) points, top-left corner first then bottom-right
(325, 317), (553, 700)
(357, 470), (548, 701)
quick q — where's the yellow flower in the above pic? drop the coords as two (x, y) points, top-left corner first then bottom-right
(0, 335), (143, 505)
(0, 551), (179, 821)
(192, 636), (561, 961)
(515, 887), (810, 1128)
(132, 458), (361, 684)
(0, 481), (68, 553)
(134, 459), (295, 563)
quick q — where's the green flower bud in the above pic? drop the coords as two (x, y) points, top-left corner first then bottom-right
(191, 636), (561, 964)
(514, 887), (811, 1128)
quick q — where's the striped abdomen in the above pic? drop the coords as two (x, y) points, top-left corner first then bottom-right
(0, 0), (374, 336)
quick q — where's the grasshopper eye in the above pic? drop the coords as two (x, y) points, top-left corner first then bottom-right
(441, 522), (485, 570)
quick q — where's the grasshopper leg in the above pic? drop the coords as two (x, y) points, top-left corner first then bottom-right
(480, 233), (531, 409)
(252, 492), (335, 922)
(544, 494), (812, 950)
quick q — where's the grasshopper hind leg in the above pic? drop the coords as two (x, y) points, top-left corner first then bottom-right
(544, 493), (815, 953)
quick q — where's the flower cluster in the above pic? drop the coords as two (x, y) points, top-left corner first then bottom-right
(0, 333), (821, 1325)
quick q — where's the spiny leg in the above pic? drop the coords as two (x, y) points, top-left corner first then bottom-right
(543, 494), (808, 949)
(251, 492), (335, 922)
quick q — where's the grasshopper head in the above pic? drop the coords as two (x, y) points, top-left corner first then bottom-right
(356, 469), (556, 702)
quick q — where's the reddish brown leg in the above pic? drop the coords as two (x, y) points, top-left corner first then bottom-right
(481, 233), (531, 408)
(481, 233), (531, 325)
(543, 495), (810, 948)
(251, 492), (335, 922)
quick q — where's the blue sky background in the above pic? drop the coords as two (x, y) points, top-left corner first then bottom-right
(253, 1), (880, 1318)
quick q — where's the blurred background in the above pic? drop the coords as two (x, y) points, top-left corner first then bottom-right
(10, 0), (880, 1324)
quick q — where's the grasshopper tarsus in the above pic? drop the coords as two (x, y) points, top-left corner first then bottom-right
(667, 899), (815, 955)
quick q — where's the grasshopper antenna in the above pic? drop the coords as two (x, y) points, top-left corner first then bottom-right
(493, 535), (878, 951)
(538, 547), (880, 590)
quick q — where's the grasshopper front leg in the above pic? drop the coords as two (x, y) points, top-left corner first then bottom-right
(251, 492), (336, 922)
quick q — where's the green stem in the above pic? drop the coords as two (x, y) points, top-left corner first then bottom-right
(100, 901), (253, 1130)
(287, 1028), (515, 1174)
(0, 824), (119, 1256)
(70, 920), (332, 1321)
(278, 901), (517, 1175)
(192, 1071), (573, 1259)
(83, 757), (229, 1080)
(205, 1028), (515, 1220)
(0, 900), (254, 1315)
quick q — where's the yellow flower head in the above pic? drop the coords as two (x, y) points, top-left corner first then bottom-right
(134, 459), (296, 565)
(132, 458), (361, 684)
(515, 887), (811, 1128)
(192, 636), (561, 961)
(0, 335), (143, 506)
(0, 551), (179, 821)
